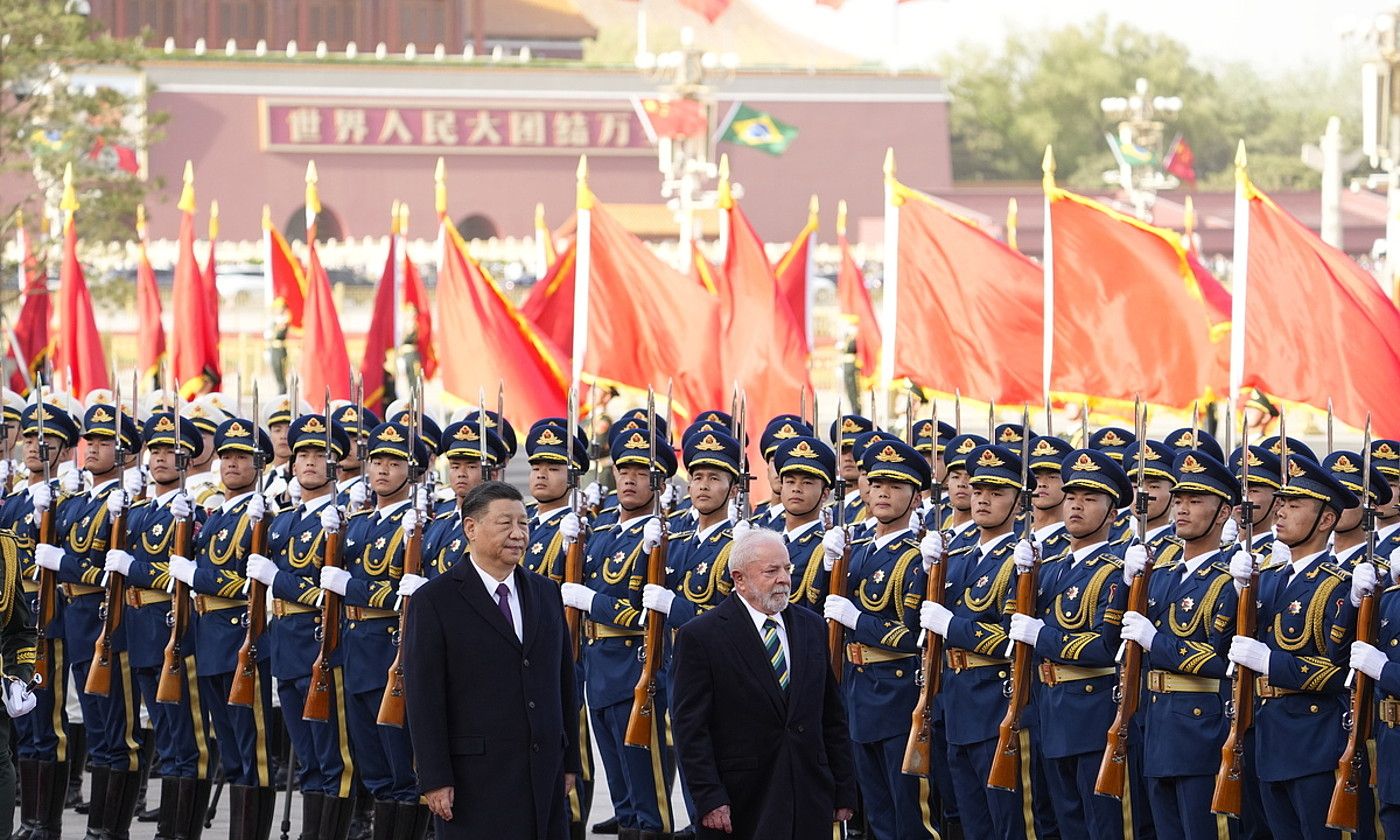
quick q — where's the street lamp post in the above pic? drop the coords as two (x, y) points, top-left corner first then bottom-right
(1099, 77), (1183, 221)
(1356, 10), (1400, 299)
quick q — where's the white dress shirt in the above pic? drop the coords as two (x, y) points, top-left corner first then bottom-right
(740, 595), (789, 670)
(472, 559), (523, 642)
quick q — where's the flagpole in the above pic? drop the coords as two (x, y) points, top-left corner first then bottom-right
(261, 205), (275, 313)
(391, 200), (405, 355)
(572, 155), (593, 386)
(717, 154), (732, 261)
(1229, 141), (1249, 414)
(880, 148), (899, 418)
(1041, 146), (1056, 405)
(804, 194), (818, 353)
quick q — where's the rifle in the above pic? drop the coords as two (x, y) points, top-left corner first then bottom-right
(1326, 415), (1375, 831)
(1096, 397), (1152, 798)
(31, 391), (58, 689)
(826, 397), (852, 681)
(87, 370), (134, 696)
(624, 385), (671, 748)
(1212, 414), (1257, 816)
(229, 384), (270, 707)
(902, 399), (945, 776)
(157, 383), (193, 704)
(988, 406), (1038, 791)
(378, 379), (425, 727)
(304, 387), (346, 723)
(563, 383), (585, 659)
(734, 392), (752, 520)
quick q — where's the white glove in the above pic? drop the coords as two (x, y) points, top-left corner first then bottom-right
(60, 468), (82, 495)
(0, 461), (8, 485)
(919, 530), (944, 574)
(1009, 612), (1045, 645)
(732, 518), (753, 539)
(348, 479), (367, 509)
(246, 492), (266, 523)
(106, 490), (126, 522)
(823, 594), (860, 629)
(34, 544), (63, 572)
(1221, 516), (1239, 545)
(584, 482), (602, 508)
(397, 573), (428, 599)
(1270, 540), (1292, 568)
(1351, 562), (1379, 608)
(3, 679), (35, 719)
(1351, 640), (1389, 680)
(1013, 539), (1036, 573)
(245, 554), (279, 587)
(1121, 610), (1157, 649)
(402, 508), (419, 537)
(822, 528), (847, 572)
(167, 555), (197, 586)
(1391, 548), (1400, 585)
(560, 582), (597, 612)
(642, 584), (675, 614)
(1228, 636), (1271, 673)
(660, 483), (678, 510)
(1228, 552), (1257, 592)
(319, 566), (351, 596)
(287, 477), (303, 507)
(909, 509), (923, 531)
(319, 505), (342, 534)
(1123, 544), (1150, 584)
(123, 466), (145, 497)
(560, 512), (581, 544)
(169, 493), (192, 521)
(30, 482), (51, 514)
(727, 499), (742, 524)
(104, 549), (134, 577)
(641, 518), (663, 552)
(920, 601), (952, 636)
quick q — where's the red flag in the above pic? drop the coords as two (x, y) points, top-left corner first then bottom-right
(679, 0), (731, 22)
(7, 219), (49, 394)
(892, 187), (1042, 403)
(402, 246), (437, 380)
(437, 218), (566, 429)
(520, 240), (577, 353)
(836, 227), (881, 383)
(263, 207), (307, 329)
(135, 209), (166, 383)
(1165, 134), (1197, 188)
(359, 220), (399, 416)
(771, 202), (816, 353)
(640, 99), (708, 139)
(170, 170), (220, 397)
(299, 239), (352, 402)
(1047, 186), (1219, 407)
(198, 203), (223, 389)
(88, 136), (140, 174)
(53, 180), (109, 398)
(1239, 176), (1400, 436)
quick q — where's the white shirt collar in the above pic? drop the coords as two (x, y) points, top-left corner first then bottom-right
(784, 519), (822, 541)
(766, 505), (784, 522)
(221, 491), (255, 513)
(1071, 540), (1109, 566)
(155, 487), (182, 506)
(1378, 522), (1400, 541)
(89, 478), (118, 499)
(1290, 549), (1326, 581)
(874, 527), (911, 551)
(954, 519), (978, 539)
(978, 531), (1015, 559)
(470, 558), (522, 640)
(1179, 548), (1218, 578)
(694, 518), (730, 543)
(1145, 523), (1174, 543)
(299, 494), (333, 517)
(739, 594), (784, 633)
(376, 499), (411, 521)
(534, 505), (568, 524)
(844, 489), (861, 504)
(337, 476), (360, 491)
(1033, 521), (1063, 543)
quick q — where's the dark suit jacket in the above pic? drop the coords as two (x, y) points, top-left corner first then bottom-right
(404, 560), (581, 840)
(671, 593), (857, 840)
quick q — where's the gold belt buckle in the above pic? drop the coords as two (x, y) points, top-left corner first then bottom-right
(845, 643), (865, 666)
(1038, 661), (1059, 686)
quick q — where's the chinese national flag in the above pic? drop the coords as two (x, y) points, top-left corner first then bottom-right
(1165, 135), (1198, 188)
(771, 208), (815, 354)
(299, 240), (352, 402)
(7, 224), (49, 394)
(641, 99), (708, 139)
(54, 215), (109, 397)
(892, 189), (1041, 403)
(520, 240), (577, 353)
(360, 231), (399, 415)
(263, 211), (307, 328)
(679, 0), (731, 22)
(437, 218), (566, 429)
(198, 207), (223, 390)
(836, 232), (881, 382)
(1047, 187), (1219, 407)
(135, 234), (166, 384)
(1239, 178), (1400, 436)
(171, 195), (220, 397)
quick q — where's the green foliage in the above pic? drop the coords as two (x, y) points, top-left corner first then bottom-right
(942, 16), (1362, 191)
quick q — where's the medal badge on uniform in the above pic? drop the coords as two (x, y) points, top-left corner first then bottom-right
(872, 569), (886, 584)
(1288, 599), (1302, 615)
(1180, 596), (1195, 613)
(530, 542), (543, 555)
(1066, 585), (1080, 600)
(976, 574), (989, 588)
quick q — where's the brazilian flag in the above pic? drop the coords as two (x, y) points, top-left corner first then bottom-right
(721, 104), (798, 156)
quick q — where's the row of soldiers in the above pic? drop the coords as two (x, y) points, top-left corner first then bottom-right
(3, 382), (1400, 840)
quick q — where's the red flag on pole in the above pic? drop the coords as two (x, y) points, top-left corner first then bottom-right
(771, 197), (817, 355)
(7, 212), (49, 394)
(199, 201), (223, 388)
(401, 220), (437, 381)
(262, 206), (307, 329)
(134, 206), (166, 385)
(359, 204), (401, 415)
(1165, 134), (1197, 188)
(835, 200), (882, 385)
(678, 0), (731, 23)
(170, 163), (220, 397)
(299, 163), (352, 402)
(520, 238), (577, 353)
(53, 166), (109, 397)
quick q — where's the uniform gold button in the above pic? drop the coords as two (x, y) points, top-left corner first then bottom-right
(1085, 685), (1094, 693)
(1310, 705), (1319, 713)
(998, 671), (1007, 679)
(1151, 696), (1157, 704)
(895, 670), (904, 678)
(1193, 708), (1201, 717)
(624, 640), (632, 648)
(856, 667), (864, 673)
(230, 618), (238, 625)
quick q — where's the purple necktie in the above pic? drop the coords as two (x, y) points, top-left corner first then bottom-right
(496, 582), (513, 630)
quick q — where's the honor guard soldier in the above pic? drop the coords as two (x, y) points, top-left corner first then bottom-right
(419, 420), (507, 579)
(0, 521), (39, 840)
(317, 421), (430, 835)
(1263, 435), (1318, 465)
(771, 436), (836, 609)
(755, 414), (809, 531)
(105, 412), (214, 840)
(34, 401), (149, 840)
(244, 412), (358, 840)
(1369, 439), (1400, 561)
(184, 395), (230, 512)
(261, 395), (304, 505)
(462, 409), (518, 468)
(912, 418), (956, 529)
(1119, 449), (1241, 840)
(1230, 444), (1285, 563)
(918, 443), (1031, 839)
(169, 416), (279, 839)
(1348, 506), (1400, 837)
(1165, 428), (1225, 463)
(4, 402), (77, 840)
(1008, 449), (1132, 840)
(821, 439), (939, 840)
(942, 434), (989, 556)
(1326, 451), (1392, 572)
(587, 411), (672, 528)
(1226, 455), (1360, 838)
(1120, 439), (1178, 550)
(559, 426), (678, 840)
(388, 410), (446, 516)
(332, 404), (378, 513)
(1, 390), (25, 490)
(830, 415), (876, 525)
(1087, 427), (1136, 544)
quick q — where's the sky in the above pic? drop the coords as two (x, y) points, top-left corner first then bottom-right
(749, 0), (1400, 72)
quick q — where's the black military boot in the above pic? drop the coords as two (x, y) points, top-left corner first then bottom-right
(27, 760), (64, 840)
(151, 777), (180, 840)
(592, 816), (620, 835)
(390, 802), (428, 840)
(14, 757), (37, 840)
(254, 786), (277, 840)
(347, 791), (373, 840)
(369, 800), (396, 840)
(172, 777), (213, 840)
(66, 725), (87, 812)
(616, 829), (640, 840)
(294, 792), (323, 840)
(228, 785), (255, 840)
(100, 769), (142, 840)
(82, 768), (108, 840)
(319, 796), (355, 840)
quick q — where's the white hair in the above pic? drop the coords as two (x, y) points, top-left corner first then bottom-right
(728, 529), (787, 576)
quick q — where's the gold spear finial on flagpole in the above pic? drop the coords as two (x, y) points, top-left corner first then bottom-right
(837, 199), (848, 238)
(575, 155), (592, 210)
(177, 160), (196, 214)
(61, 163), (79, 217)
(718, 153), (732, 209)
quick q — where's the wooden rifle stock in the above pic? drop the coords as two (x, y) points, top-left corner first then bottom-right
(303, 528), (343, 722)
(228, 515), (271, 707)
(1095, 545), (1155, 798)
(32, 501), (57, 689)
(85, 502), (129, 697)
(1326, 588), (1377, 830)
(901, 538), (947, 776)
(988, 542), (1037, 791)
(156, 516), (193, 704)
(624, 536), (668, 747)
(377, 513), (423, 727)
(563, 537), (585, 660)
(1211, 559), (1258, 816)
(826, 539), (851, 682)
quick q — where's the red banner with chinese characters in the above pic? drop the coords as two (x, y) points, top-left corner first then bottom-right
(260, 100), (651, 155)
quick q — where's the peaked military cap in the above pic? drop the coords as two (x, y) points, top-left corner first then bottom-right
(682, 430), (742, 478)
(367, 421), (431, 469)
(1171, 449), (1240, 505)
(525, 420), (590, 472)
(610, 425), (678, 477)
(288, 414), (351, 459)
(943, 434), (989, 473)
(829, 414), (876, 449)
(761, 415), (812, 460)
(966, 444), (1025, 490)
(1324, 450), (1391, 507)
(214, 417), (274, 460)
(1061, 449), (1133, 506)
(1122, 440), (1178, 482)
(81, 404), (141, 452)
(22, 402), (80, 448)
(1087, 427), (1136, 462)
(773, 436), (836, 485)
(1027, 435), (1072, 472)
(1275, 455), (1358, 512)
(913, 419), (958, 454)
(1164, 427), (1224, 463)
(142, 412), (204, 458)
